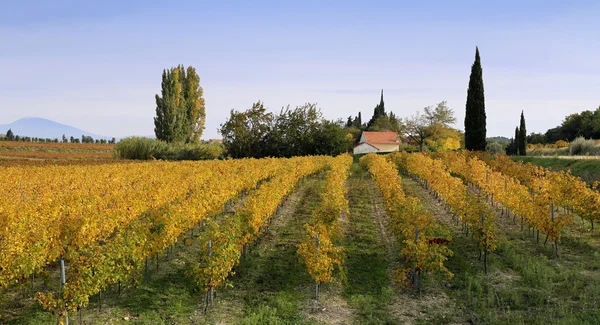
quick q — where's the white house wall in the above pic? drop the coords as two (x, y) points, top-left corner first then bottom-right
(353, 143), (379, 154)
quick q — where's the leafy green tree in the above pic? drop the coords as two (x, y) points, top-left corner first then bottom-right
(6, 129), (14, 141)
(154, 65), (205, 143)
(424, 101), (456, 126)
(345, 126), (362, 147)
(220, 101), (349, 158)
(313, 120), (350, 155)
(402, 101), (459, 152)
(220, 101), (273, 158)
(464, 47), (487, 151)
(518, 111), (527, 155)
(527, 132), (545, 144)
(544, 126), (563, 143)
(403, 112), (429, 152)
(269, 104), (322, 157)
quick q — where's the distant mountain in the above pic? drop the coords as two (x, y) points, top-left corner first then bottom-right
(487, 136), (511, 143)
(0, 117), (112, 140)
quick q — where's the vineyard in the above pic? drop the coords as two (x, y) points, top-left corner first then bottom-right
(1, 153), (600, 325)
(0, 141), (116, 167)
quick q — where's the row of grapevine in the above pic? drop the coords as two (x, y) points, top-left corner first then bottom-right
(0, 158), (300, 318)
(360, 154), (453, 287)
(487, 154), (600, 229)
(297, 155), (352, 300)
(190, 156), (330, 309)
(389, 152), (496, 273)
(0, 160), (283, 290)
(438, 152), (571, 253)
(0, 161), (213, 289)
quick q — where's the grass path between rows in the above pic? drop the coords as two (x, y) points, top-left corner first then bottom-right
(402, 174), (600, 325)
(342, 164), (460, 325)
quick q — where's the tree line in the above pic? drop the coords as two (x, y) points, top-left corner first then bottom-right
(1, 129), (116, 144)
(153, 47), (510, 159)
(527, 106), (600, 144)
(219, 102), (349, 158)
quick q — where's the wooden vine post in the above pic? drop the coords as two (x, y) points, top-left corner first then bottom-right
(203, 239), (213, 315)
(481, 213), (487, 275)
(412, 227), (419, 289)
(60, 258), (69, 325)
(208, 239), (214, 308)
(315, 233), (319, 302)
(551, 202), (558, 257)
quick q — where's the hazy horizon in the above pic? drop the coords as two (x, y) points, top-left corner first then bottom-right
(1, 0), (598, 139)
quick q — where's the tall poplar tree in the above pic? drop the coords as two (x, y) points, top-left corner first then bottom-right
(154, 65), (205, 143)
(464, 47), (487, 150)
(518, 111), (527, 155)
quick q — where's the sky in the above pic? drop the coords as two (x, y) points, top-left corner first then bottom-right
(0, 0), (599, 139)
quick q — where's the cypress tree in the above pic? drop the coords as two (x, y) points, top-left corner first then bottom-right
(506, 138), (514, 155)
(464, 47), (487, 150)
(346, 116), (353, 128)
(378, 89), (385, 116)
(518, 111), (527, 155)
(366, 89), (386, 129)
(514, 126), (520, 156)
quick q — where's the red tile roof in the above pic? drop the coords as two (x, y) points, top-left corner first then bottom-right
(363, 131), (399, 144)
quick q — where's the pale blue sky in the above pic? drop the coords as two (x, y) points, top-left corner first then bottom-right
(0, 0), (598, 139)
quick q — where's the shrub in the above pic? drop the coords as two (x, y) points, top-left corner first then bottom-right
(569, 137), (597, 156)
(486, 141), (505, 155)
(555, 140), (569, 148)
(114, 137), (223, 160)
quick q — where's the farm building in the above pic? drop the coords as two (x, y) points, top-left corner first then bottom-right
(353, 131), (401, 154)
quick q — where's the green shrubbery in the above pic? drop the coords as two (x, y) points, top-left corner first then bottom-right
(485, 141), (505, 154)
(569, 137), (598, 156)
(114, 137), (223, 160)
